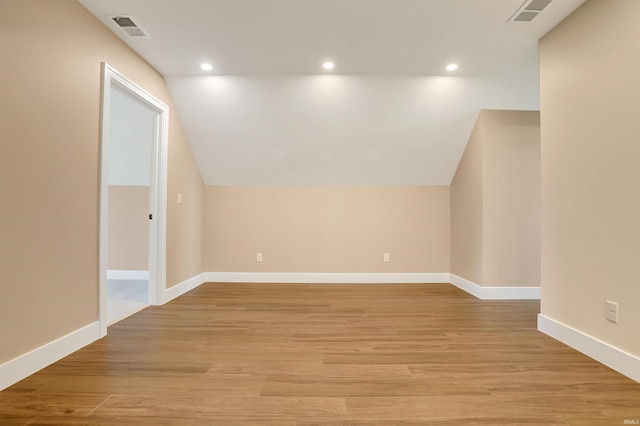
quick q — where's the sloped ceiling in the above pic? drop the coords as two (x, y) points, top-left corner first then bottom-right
(78, 0), (586, 185)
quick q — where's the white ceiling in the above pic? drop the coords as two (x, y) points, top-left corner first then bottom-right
(79, 0), (586, 185)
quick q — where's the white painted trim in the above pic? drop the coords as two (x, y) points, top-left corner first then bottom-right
(449, 274), (483, 298)
(170, 272), (539, 298)
(107, 269), (150, 280)
(0, 322), (100, 391)
(205, 272), (450, 284)
(99, 63), (169, 337)
(538, 314), (640, 383)
(163, 273), (207, 304)
(449, 274), (540, 299)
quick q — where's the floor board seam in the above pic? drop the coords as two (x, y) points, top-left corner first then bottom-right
(86, 393), (113, 417)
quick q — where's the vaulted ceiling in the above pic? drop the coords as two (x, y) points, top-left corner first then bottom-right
(79, 0), (585, 185)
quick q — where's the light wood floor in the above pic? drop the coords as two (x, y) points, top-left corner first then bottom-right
(1, 283), (639, 425)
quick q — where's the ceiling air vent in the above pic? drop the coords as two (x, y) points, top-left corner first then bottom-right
(110, 15), (150, 38)
(514, 11), (539, 22)
(509, 0), (553, 23)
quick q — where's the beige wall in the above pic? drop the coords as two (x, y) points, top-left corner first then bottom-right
(0, 0), (204, 363)
(451, 110), (540, 288)
(483, 110), (541, 287)
(108, 186), (149, 271)
(540, 0), (640, 356)
(204, 186), (450, 273)
(450, 115), (484, 284)
(167, 139), (204, 287)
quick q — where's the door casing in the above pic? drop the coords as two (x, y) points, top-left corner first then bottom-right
(98, 63), (168, 337)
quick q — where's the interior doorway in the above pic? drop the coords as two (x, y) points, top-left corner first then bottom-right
(98, 63), (168, 337)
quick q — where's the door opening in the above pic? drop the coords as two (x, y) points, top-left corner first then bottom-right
(98, 63), (168, 337)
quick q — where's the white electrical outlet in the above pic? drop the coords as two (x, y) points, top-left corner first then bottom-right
(256, 252), (263, 262)
(383, 253), (390, 263)
(606, 300), (618, 323)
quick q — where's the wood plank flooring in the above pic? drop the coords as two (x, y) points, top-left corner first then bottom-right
(1, 283), (639, 425)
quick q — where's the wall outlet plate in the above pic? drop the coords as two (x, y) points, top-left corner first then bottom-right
(606, 300), (618, 323)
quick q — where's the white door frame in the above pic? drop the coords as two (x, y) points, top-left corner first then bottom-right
(98, 63), (168, 337)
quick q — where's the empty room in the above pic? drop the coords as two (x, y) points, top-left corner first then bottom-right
(1, 0), (639, 424)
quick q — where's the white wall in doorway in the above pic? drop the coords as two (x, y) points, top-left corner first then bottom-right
(108, 86), (155, 186)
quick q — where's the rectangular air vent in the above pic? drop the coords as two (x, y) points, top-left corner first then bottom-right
(109, 15), (150, 38)
(525, 0), (553, 11)
(509, 0), (552, 23)
(514, 11), (539, 22)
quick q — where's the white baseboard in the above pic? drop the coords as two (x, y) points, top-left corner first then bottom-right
(107, 269), (149, 280)
(449, 274), (540, 299)
(0, 321), (100, 391)
(204, 272), (450, 284)
(163, 272), (207, 304)
(538, 314), (640, 383)
(204, 272), (539, 299)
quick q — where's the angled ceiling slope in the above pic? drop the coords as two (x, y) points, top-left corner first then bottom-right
(79, 0), (585, 185)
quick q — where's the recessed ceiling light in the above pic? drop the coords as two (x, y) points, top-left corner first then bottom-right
(201, 63), (213, 71)
(446, 63), (458, 71)
(323, 61), (335, 70)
